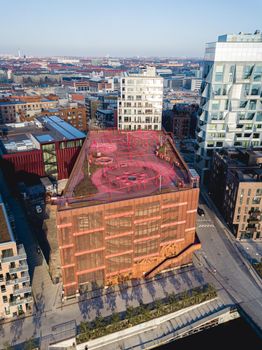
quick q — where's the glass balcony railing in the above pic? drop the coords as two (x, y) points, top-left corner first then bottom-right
(1, 245), (27, 263)
(9, 296), (33, 307)
(5, 272), (30, 286)
(13, 286), (32, 296)
(9, 264), (29, 274)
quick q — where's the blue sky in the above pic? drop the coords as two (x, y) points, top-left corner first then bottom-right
(0, 0), (261, 57)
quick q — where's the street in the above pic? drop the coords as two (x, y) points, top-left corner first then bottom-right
(195, 190), (262, 335)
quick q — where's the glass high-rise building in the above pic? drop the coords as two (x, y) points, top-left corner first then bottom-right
(195, 31), (262, 183)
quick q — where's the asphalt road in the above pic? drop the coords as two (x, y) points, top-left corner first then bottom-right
(196, 191), (262, 335)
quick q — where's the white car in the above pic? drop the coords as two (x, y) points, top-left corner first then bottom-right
(35, 205), (42, 214)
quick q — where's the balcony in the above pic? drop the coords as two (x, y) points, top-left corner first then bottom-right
(1, 245), (27, 264)
(247, 218), (260, 224)
(13, 286), (32, 296)
(9, 264), (29, 274)
(9, 296), (33, 307)
(6, 272), (30, 286)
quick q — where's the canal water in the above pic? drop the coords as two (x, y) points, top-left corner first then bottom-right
(157, 318), (261, 349)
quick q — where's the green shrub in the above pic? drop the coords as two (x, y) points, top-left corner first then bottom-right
(76, 284), (217, 345)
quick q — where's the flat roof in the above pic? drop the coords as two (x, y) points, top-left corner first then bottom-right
(0, 99), (54, 106)
(39, 115), (86, 140)
(97, 109), (114, 114)
(35, 134), (54, 143)
(61, 130), (193, 208)
(0, 116), (86, 153)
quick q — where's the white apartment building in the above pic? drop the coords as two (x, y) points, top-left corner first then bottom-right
(191, 78), (202, 92)
(118, 66), (163, 130)
(0, 196), (32, 319)
(195, 30), (262, 183)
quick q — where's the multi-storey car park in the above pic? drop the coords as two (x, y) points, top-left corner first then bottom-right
(56, 129), (200, 297)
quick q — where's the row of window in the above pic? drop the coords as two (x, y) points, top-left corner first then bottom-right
(121, 95), (162, 101)
(122, 79), (162, 85)
(119, 117), (160, 123)
(214, 64), (262, 83)
(119, 124), (160, 130)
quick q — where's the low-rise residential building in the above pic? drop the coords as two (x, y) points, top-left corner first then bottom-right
(41, 103), (87, 131)
(96, 109), (116, 128)
(190, 78), (202, 93)
(85, 96), (102, 123)
(163, 104), (198, 139)
(0, 97), (58, 123)
(0, 196), (33, 319)
(210, 148), (262, 240)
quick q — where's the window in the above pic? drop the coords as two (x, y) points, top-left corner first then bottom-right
(251, 84), (260, 95)
(256, 189), (262, 196)
(256, 112), (262, 121)
(252, 197), (261, 205)
(229, 65), (235, 82)
(215, 65), (224, 82)
(212, 101), (220, 110)
(243, 65), (253, 79)
(239, 101), (247, 108)
(249, 100), (257, 110)
(2, 249), (13, 259)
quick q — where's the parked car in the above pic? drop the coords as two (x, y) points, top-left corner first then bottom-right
(35, 205), (42, 214)
(197, 207), (205, 217)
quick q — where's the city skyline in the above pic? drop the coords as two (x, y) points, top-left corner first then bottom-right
(0, 0), (262, 57)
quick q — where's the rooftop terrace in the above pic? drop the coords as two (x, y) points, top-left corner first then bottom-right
(60, 130), (197, 208)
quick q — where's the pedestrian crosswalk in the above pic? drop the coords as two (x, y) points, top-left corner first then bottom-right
(198, 224), (215, 228)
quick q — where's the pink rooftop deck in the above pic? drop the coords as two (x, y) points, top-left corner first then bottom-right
(63, 130), (192, 206)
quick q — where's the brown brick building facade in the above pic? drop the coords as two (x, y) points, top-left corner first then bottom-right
(210, 149), (262, 240)
(41, 105), (87, 131)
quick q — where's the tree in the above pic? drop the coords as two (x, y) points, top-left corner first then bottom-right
(111, 312), (120, 324)
(126, 306), (135, 319)
(2, 342), (13, 350)
(94, 315), (105, 329)
(80, 321), (91, 334)
(24, 337), (37, 350)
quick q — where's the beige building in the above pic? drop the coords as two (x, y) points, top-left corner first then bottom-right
(210, 149), (262, 240)
(0, 99), (58, 123)
(0, 196), (33, 319)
